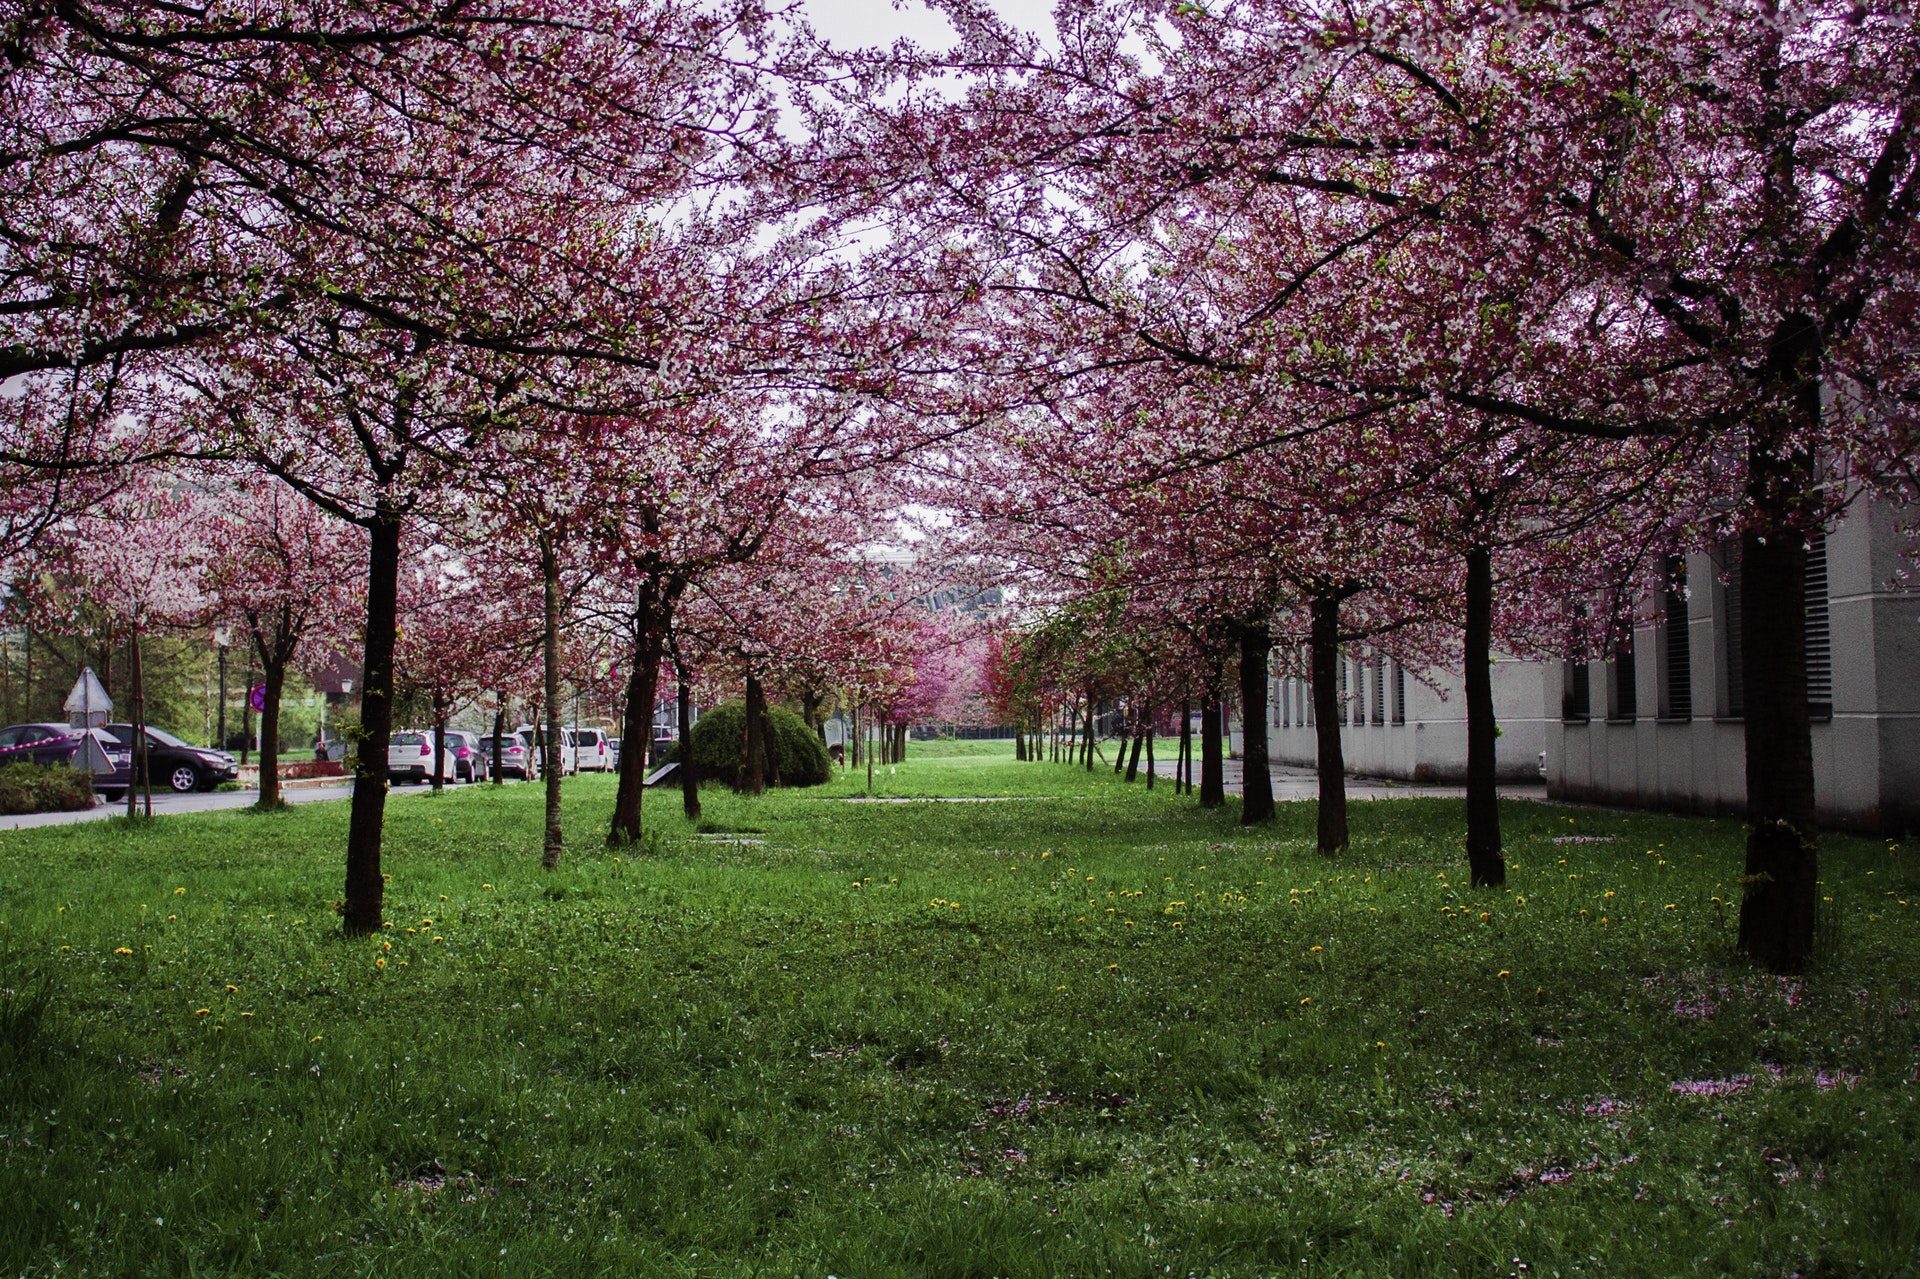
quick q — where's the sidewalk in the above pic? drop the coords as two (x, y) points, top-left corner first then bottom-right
(1142, 755), (1549, 802)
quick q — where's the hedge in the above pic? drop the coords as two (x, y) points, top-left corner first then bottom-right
(681, 702), (830, 788)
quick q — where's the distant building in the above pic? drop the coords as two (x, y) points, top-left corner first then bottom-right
(1261, 493), (1917, 835)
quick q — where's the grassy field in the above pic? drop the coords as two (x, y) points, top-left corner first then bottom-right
(1, 741), (1916, 1277)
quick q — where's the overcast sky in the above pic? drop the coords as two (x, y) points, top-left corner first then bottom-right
(798, 0), (1046, 49)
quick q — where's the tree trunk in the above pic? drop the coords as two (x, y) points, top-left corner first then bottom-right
(1113, 704), (1129, 774)
(1015, 729), (1026, 761)
(1239, 620), (1275, 825)
(539, 533), (564, 871)
(430, 702), (448, 795)
(257, 653), (288, 809)
(1736, 376), (1820, 971)
(1178, 699), (1192, 795)
(490, 701), (506, 786)
(1144, 712), (1156, 790)
(608, 594), (666, 847)
(1125, 716), (1144, 782)
(1310, 594), (1349, 855)
(1463, 545), (1505, 887)
(678, 664), (700, 821)
(1081, 689), (1095, 771)
(343, 506), (401, 935)
(740, 671), (768, 796)
(1199, 690), (1224, 808)
(127, 626), (150, 820)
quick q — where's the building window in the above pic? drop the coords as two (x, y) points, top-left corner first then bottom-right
(1370, 661), (1385, 725)
(1391, 662), (1406, 725)
(1660, 555), (1692, 721)
(1806, 532), (1832, 720)
(1351, 657), (1366, 726)
(1562, 660), (1591, 721)
(1607, 632), (1637, 721)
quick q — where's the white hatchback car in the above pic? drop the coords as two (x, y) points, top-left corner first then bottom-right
(388, 730), (457, 784)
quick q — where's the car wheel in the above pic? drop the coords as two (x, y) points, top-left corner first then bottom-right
(457, 762), (471, 783)
(169, 765), (201, 793)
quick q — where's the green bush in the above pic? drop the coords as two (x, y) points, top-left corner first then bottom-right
(0, 763), (97, 815)
(684, 702), (831, 789)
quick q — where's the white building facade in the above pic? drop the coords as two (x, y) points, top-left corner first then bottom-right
(1260, 494), (1917, 835)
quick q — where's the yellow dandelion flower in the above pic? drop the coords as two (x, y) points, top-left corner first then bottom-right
(375, 957), (386, 969)
(1299, 997), (1312, 1006)
(1497, 970), (1511, 979)
(167, 914), (177, 922)
(481, 883), (493, 890)
(173, 887), (185, 896)
(193, 1008), (210, 1017)
(1106, 963), (1119, 972)
(432, 935), (443, 943)
(224, 984), (238, 993)
(310, 1035), (322, 1043)
(239, 1011), (254, 1020)
(113, 947), (133, 956)
(1664, 903), (1677, 911)
(382, 940), (392, 952)
(1479, 912), (1491, 921)
(1309, 945), (1323, 954)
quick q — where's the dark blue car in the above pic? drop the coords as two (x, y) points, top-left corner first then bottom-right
(0, 723), (134, 800)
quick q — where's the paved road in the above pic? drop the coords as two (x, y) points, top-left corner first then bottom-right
(0, 777), (524, 831)
(1144, 755), (1549, 802)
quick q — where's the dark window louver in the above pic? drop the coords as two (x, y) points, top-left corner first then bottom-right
(1391, 663), (1406, 725)
(1663, 555), (1692, 721)
(1805, 533), (1832, 718)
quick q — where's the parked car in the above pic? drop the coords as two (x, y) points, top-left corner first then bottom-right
(441, 730), (491, 783)
(0, 723), (133, 800)
(515, 725), (576, 776)
(573, 727), (612, 772)
(474, 729), (538, 780)
(387, 730), (458, 784)
(105, 722), (238, 793)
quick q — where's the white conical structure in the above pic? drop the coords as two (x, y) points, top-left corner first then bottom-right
(64, 667), (113, 728)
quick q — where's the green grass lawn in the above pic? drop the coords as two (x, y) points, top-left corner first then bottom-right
(2, 742), (1916, 1277)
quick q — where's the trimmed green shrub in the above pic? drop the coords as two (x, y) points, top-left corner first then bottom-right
(684, 702), (831, 788)
(0, 763), (97, 815)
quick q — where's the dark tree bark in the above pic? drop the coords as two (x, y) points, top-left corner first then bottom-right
(608, 591), (668, 847)
(126, 626), (150, 820)
(430, 703), (448, 795)
(538, 532), (564, 871)
(1124, 715), (1144, 782)
(1463, 545), (1506, 887)
(740, 671), (768, 796)
(1178, 699), (1192, 795)
(1238, 620), (1275, 825)
(1309, 593), (1349, 855)
(1736, 330), (1821, 971)
(1081, 688), (1095, 771)
(254, 654), (288, 809)
(1015, 729), (1027, 761)
(343, 504), (401, 934)
(489, 702), (506, 787)
(1199, 691), (1224, 808)
(1144, 712), (1155, 790)
(677, 663), (700, 821)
